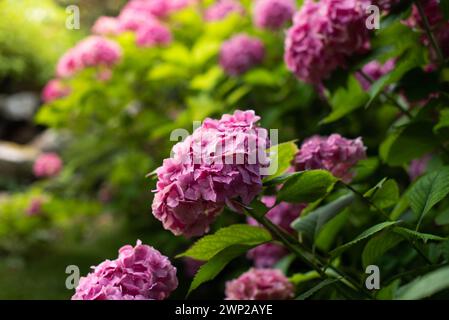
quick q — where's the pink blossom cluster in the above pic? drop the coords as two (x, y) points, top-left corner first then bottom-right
(219, 34), (265, 76)
(33, 153), (63, 178)
(41, 79), (70, 103)
(284, 0), (371, 84)
(91, 0), (177, 48)
(72, 240), (178, 300)
(247, 195), (306, 267)
(253, 0), (296, 30)
(204, 0), (245, 21)
(294, 134), (366, 182)
(408, 154), (432, 181)
(356, 59), (395, 90)
(151, 110), (270, 237)
(225, 268), (294, 300)
(56, 36), (122, 78)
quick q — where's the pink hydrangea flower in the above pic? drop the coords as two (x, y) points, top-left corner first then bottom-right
(284, 0), (371, 84)
(253, 0), (296, 30)
(76, 36), (123, 68)
(72, 240), (178, 300)
(56, 36), (122, 78)
(204, 0), (245, 21)
(151, 110), (270, 237)
(41, 79), (70, 103)
(219, 34), (265, 76)
(26, 198), (44, 216)
(356, 59), (395, 90)
(247, 195), (305, 267)
(247, 243), (289, 268)
(122, 0), (172, 19)
(225, 268), (294, 300)
(408, 154), (432, 181)
(33, 153), (63, 178)
(294, 134), (366, 182)
(92, 16), (120, 35)
(56, 48), (82, 78)
(136, 20), (172, 47)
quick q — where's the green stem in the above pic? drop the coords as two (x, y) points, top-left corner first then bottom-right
(243, 207), (374, 299)
(358, 71), (413, 119)
(415, 0), (445, 66)
(340, 182), (433, 265)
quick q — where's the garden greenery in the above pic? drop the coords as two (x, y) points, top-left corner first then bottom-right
(2, 0), (449, 299)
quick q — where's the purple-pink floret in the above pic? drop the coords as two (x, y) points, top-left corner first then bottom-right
(408, 154), (432, 181)
(135, 20), (172, 47)
(284, 0), (371, 84)
(247, 195), (305, 267)
(72, 240), (178, 300)
(204, 0), (245, 21)
(294, 134), (366, 182)
(253, 0), (296, 30)
(56, 36), (122, 78)
(92, 16), (120, 35)
(219, 34), (265, 76)
(33, 153), (63, 178)
(26, 198), (44, 216)
(225, 268), (294, 300)
(356, 59), (395, 90)
(41, 79), (70, 103)
(151, 110), (270, 237)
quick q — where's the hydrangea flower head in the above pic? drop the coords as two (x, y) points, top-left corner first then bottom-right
(219, 34), (265, 76)
(33, 153), (63, 178)
(136, 20), (172, 47)
(294, 134), (366, 182)
(225, 268), (294, 300)
(204, 0), (245, 21)
(41, 79), (70, 103)
(72, 240), (178, 300)
(122, 0), (172, 19)
(56, 36), (122, 78)
(92, 16), (120, 35)
(284, 0), (370, 84)
(151, 110), (270, 237)
(253, 0), (296, 30)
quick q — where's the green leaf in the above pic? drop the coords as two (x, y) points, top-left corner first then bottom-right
(244, 68), (281, 87)
(435, 207), (449, 226)
(352, 158), (380, 183)
(367, 48), (425, 107)
(190, 66), (223, 91)
(396, 265), (449, 299)
(274, 254), (295, 274)
(330, 221), (401, 257)
(296, 278), (341, 300)
(177, 224), (271, 260)
(291, 193), (354, 241)
(187, 245), (250, 295)
(315, 209), (349, 252)
(393, 227), (447, 243)
(363, 177), (388, 198)
(390, 194), (410, 220)
(380, 122), (439, 166)
(362, 232), (404, 268)
(320, 75), (368, 124)
(371, 179), (399, 209)
(289, 271), (320, 286)
(407, 167), (449, 229)
(278, 170), (337, 203)
(264, 141), (298, 182)
(434, 108), (449, 134)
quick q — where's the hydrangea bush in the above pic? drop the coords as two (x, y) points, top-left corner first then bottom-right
(3, 0), (449, 300)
